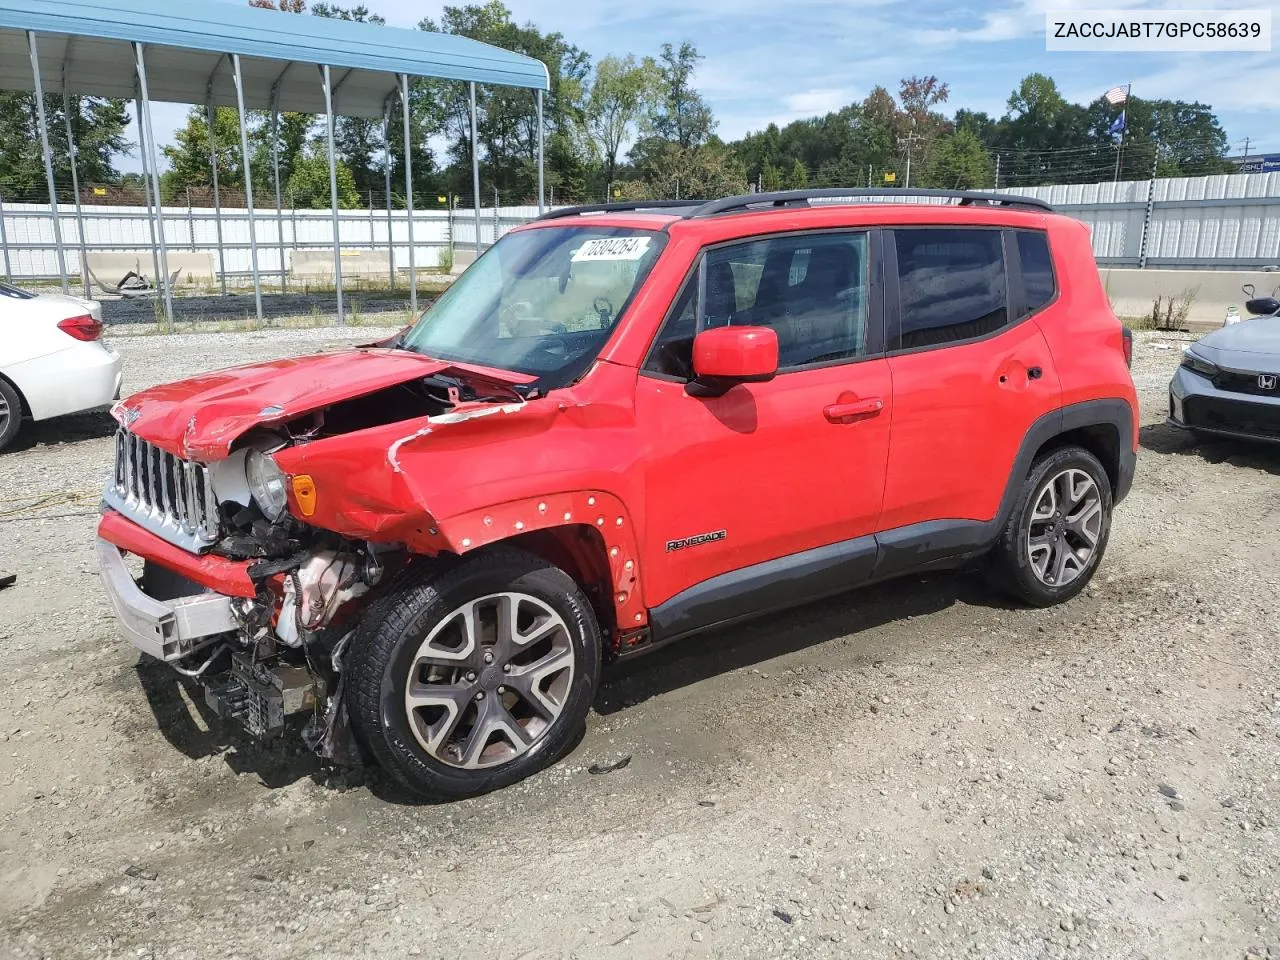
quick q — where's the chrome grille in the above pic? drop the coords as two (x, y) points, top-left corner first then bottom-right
(104, 429), (220, 552)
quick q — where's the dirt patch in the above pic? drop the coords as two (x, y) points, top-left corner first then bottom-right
(1, 329), (1278, 960)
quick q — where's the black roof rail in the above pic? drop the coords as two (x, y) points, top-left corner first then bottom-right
(533, 200), (700, 221)
(684, 188), (1054, 217)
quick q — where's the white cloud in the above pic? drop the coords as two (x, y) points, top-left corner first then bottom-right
(784, 88), (851, 115)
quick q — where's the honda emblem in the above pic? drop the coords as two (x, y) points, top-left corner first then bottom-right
(1259, 374), (1278, 390)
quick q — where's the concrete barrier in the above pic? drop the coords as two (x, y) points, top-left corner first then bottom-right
(1101, 267), (1280, 329)
(86, 250), (215, 285)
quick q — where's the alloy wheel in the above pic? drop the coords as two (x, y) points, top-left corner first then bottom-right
(0, 389), (9, 437)
(403, 592), (575, 770)
(1026, 468), (1104, 587)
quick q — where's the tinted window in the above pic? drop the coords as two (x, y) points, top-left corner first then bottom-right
(646, 232), (870, 377)
(0, 281), (36, 300)
(894, 228), (1007, 350)
(1017, 230), (1055, 314)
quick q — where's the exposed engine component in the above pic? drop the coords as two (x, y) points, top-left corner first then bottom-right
(276, 551), (371, 647)
(204, 652), (326, 740)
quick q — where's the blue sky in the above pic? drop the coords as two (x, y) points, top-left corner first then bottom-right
(128, 0), (1280, 172)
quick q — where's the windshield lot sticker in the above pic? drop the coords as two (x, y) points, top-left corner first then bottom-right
(571, 237), (651, 262)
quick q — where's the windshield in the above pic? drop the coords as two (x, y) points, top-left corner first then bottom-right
(400, 225), (666, 386)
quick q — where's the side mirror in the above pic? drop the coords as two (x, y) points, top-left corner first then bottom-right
(688, 325), (779, 397)
(1246, 297), (1280, 317)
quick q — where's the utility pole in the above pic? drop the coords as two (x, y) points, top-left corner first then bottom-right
(1242, 137), (1252, 160)
(898, 131), (922, 189)
(994, 154), (1001, 190)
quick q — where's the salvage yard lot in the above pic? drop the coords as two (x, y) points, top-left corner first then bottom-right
(2, 327), (1279, 960)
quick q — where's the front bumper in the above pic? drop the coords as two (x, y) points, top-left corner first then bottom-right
(1168, 365), (1280, 445)
(96, 538), (237, 661)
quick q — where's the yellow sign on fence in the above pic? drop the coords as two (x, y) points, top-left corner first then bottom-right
(883, 172), (896, 183)
(92, 187), (107, 196)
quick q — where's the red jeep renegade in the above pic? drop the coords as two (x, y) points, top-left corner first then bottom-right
(97, 189), (1138, 799)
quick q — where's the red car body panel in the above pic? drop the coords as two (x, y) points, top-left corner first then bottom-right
(115, 349), (534, 460)
(100, 201), (1138, 641)
(99, 508), (258, 597)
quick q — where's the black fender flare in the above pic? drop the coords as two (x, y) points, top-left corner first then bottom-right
(995, 397), (1137, 532)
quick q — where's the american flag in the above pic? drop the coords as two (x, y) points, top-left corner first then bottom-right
(1104, 85), (1129, 105)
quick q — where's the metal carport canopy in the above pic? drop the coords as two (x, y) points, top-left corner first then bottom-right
(0, 0), (550, 118)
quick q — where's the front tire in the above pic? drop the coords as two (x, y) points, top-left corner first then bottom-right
(344, 547), (602, 801)
(990, 445), (1113, 607)
(0, 378), (22, 453)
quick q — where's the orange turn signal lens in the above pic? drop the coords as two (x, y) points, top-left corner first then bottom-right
(291, 475), (317, 517)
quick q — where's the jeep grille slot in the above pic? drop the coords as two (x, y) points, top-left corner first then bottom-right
(105, 428), (219, 552)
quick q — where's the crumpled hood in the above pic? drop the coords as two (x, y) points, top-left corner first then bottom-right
(115, 348), (489, 460)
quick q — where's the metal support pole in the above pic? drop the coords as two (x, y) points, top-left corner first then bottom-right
(269, 64), (290, 293)
(134, 45), (174, 328)
(61, 90), (91, 297)
(0, 192), (12, 282)
(204, 101), (228, 297)
(1138, 144), (1159, 270)
(134, 83), (163, 295)
(271, 105), (287, 291)
(28, 31), (68, 293)
(400, 73), (416, 311)
(470, 81), (481, 256)
(231, 54), (262, 322)
(321, 64), (343, 325)
(383, 96), (395, 292)
(536, 88), (545, 214)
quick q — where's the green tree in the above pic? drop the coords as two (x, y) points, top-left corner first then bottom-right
(647, 42), (715, 148)
(162, 107), (245, 192)
(420, 2), (590, 201)
(583, 54), (660, 198)
(923, 129), (992, 188)
(0, 93), (129, 201)
(286, 148), (360, 207)
(760, 159), (782, 191)
(784, 158), (809, 189)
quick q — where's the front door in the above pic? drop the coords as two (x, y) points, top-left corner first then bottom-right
(635, 229), (893, 614)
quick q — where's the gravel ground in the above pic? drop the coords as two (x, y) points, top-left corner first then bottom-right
(2, 328), (1279, 960)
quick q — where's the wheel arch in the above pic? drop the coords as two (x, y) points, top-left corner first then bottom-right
(997, 398), (1136, 531)
(432, 490), (645, 647)
(0, 371), (31, 418)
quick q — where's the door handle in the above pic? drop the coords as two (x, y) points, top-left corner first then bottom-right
(824, 398), (883, 422)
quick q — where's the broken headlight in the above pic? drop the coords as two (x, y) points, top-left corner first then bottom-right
(246, 450), (288, 521)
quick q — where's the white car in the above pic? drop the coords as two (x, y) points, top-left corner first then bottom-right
(0, 282), (123, 452)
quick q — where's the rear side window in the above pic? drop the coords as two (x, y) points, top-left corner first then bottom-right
(1016, 231), (1056, 314)
(894, 228), (1008, 350)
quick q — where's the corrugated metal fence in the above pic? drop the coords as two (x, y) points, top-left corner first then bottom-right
(4, 172), (1280, 283)
(0, 199), (543, 282)
(1001, 171), (1280, 269)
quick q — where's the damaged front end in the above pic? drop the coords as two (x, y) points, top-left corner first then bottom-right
(98, 358), (532, 763)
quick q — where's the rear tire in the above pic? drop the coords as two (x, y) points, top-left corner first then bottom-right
(344, 547), (601, 801)
(0, 378), (22, 453)
(990, 445), (1113, 607)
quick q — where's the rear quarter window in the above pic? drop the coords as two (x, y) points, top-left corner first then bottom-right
(1016, 231), (1056, 314)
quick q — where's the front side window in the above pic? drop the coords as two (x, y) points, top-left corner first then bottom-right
(400, 226), (666, 387)
(646, 231), (871, 378)
(894, 228), (1008, 350)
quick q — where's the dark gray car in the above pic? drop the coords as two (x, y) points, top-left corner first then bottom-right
(1169, 293), (1280, 444)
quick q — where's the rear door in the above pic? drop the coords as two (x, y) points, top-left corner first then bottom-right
(635, 229), (893, 612)
(879, 226), (1062, 535)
